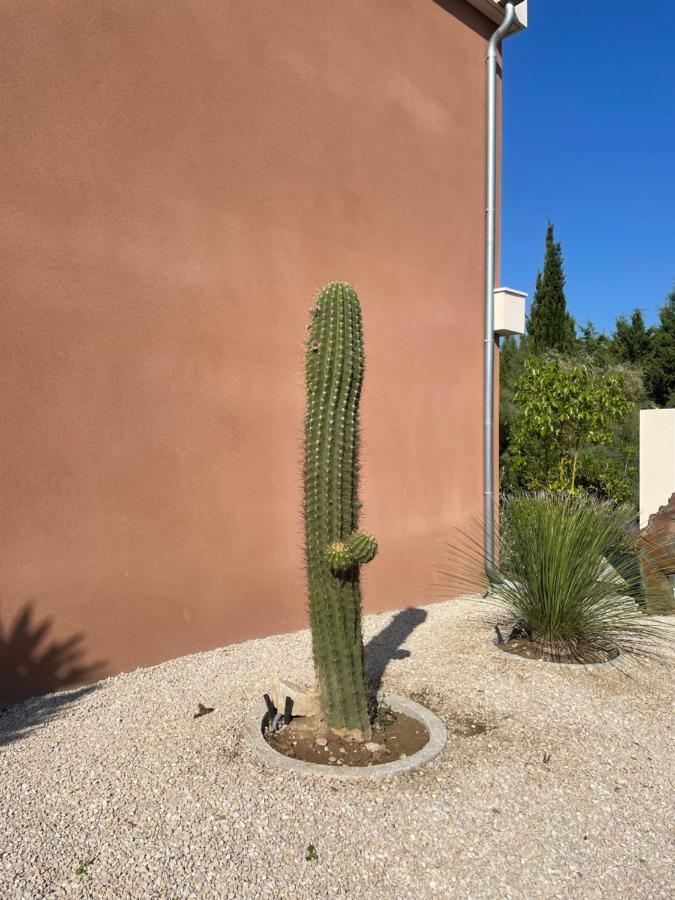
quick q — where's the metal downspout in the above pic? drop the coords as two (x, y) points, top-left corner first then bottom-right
(484, 1), (518, 579)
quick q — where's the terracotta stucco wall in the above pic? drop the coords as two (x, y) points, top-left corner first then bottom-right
(0, 0), (495, 705)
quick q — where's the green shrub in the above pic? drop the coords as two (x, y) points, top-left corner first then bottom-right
(508, 356), (632, 494)
(450, 492), (672, 660)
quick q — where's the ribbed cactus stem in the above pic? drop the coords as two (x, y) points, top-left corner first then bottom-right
(304, 282), (377, 740)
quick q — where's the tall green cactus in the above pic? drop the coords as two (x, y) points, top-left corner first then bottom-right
(304, 282), (377, 740)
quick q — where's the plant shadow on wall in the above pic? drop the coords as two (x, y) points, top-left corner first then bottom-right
(0, 603), (104, 746)
(364, 607), (428, 697)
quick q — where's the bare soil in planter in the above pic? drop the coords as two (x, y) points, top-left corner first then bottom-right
(499, 637), (620, 664)
(266, 708), (429, 767)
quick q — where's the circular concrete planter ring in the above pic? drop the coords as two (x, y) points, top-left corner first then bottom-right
(491, 636), (622, 669)
(245, 692), (447, 780)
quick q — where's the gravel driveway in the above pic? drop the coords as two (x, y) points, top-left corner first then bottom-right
(1, 597), (673, 899)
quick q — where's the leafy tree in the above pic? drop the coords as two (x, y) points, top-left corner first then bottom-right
(508, 357), (632, 493)
(500, 236), (672, 504)
(499, 336), (526, 456)
(612, 308), (651, 365)
(526, 223), (576, 354)
(575, 361), (646, 505)
(644, 289), (675, 407)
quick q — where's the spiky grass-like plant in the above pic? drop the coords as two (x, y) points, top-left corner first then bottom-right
(444, 492), (672, 661)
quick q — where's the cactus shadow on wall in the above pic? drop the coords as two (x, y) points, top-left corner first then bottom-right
(0, 603), (104, 745)
(364, 607), (428, 696)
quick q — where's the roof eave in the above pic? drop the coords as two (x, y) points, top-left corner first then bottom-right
(464, 0), (528, 32)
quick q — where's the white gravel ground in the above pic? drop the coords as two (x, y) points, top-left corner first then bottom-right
(1, 596), (673, 899)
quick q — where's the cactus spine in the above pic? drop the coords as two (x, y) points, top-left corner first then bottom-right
(304, 282), (377, 740)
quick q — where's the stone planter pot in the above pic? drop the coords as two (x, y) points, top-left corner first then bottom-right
(491, 636), (622, 669)
(245, 692), (447, 780)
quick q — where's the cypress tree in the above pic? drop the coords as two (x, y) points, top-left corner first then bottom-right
(578, 321), (612, 366)
(612, 308), (651, 365)
(527, 223), (576, 354)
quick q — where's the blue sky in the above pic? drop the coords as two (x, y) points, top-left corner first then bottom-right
(501, 1), (675, 334)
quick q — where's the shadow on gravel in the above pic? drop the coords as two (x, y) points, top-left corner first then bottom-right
(365, 607), (428, 695)
(0, 603), (104, 746)
(0, 685), (98, 747)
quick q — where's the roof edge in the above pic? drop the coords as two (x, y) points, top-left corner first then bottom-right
(464, 0), (528, 32)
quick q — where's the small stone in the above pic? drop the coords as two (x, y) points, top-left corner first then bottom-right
(315, 738), (328, 748)
(336, 759), (343, 765)
(328, 756), (336, 763)
(399, 753), (407, 760)
(364, 742), (382, 754)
